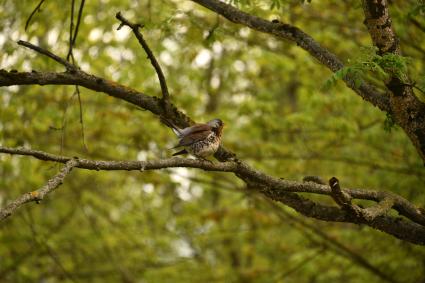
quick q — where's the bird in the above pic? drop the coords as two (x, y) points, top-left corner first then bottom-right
(163, 118), (224, 159)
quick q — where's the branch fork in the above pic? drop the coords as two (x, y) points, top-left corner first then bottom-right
(0, 158), (78, 221)
(329, 177), (395, 221)
(115, 11), (170, 103)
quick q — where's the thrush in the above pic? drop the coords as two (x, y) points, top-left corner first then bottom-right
(164, 118), (224, 159)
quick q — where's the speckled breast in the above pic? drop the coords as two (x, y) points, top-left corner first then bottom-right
(188, 133), (220, 158)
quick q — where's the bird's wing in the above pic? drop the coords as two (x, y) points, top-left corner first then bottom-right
(173, 128), (211, 148)
(178, 124), (211, 137)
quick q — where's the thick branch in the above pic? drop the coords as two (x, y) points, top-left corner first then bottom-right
(191, 0), (390, 113)
(362, 0), (399, 55)
(1, 146), (424, 245)
(0, 159), (78, 221)
(0, 69), (162, 114)
(362, 0), (425, 162)
(363, 197), (395, 221)
(115, 12), (170, 102)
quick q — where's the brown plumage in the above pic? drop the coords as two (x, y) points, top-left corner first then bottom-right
(164, 119), (224, 158)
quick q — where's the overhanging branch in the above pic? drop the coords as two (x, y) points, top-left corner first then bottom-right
(1, 146), (424, 245)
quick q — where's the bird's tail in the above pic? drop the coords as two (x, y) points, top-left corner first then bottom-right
(160, 117), (182, 137)
(172, 149), (188, 156)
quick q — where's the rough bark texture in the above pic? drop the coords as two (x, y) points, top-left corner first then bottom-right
(362, 0), (425, 163)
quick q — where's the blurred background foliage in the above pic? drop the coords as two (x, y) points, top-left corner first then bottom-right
(0, 0), (425, 282)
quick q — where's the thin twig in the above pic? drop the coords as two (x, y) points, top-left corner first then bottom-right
(19, 39), (86, 146)
(75, 85), (88, 152)
(17, 40), (76, 71)
(25, 0), (47, 31)
(66, 0), (85, 62)
(0, 159), (78, 221)
(72, 0), (86, 47)
(65, 0), (88, 151)
(66, 0), (76, 62)
(60, 88), (73, 155)
(115, 12), (170, 102)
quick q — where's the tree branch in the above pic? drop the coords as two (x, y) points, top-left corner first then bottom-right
(361, 0), (425, 163)
(67, 0), (85, 61)
(115, 11), (170, 102)
(17, 40), (76, 71)
(362, 0), (400, 55)
(1, 145), (424, 245)
(329, 177), (367, 218)
(25, 0), (47, 31)
(190, 0), (391, 113)
(0, 158), (78, 221)
(363, 197), (395, 221)
(329, 177), (397, 222)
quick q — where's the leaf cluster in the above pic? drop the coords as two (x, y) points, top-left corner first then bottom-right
(325, 46), (411, 89)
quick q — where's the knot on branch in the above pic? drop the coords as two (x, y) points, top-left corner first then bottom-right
(116, 12), (144, 31)
(329, 177), (352, 206)
(329, 177), (363, 217)
(29, 191), (42, 203)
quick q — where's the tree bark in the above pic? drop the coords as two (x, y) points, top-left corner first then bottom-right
(362, 0), (425, 164)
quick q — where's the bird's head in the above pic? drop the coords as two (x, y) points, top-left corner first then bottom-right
(207, 118), (224, 136)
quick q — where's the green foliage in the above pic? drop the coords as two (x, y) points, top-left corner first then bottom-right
(408, 3), (425, 17)
(383, 113), (397, 133)
(325, 46), (411, 90)
(1, 0), (425, 282)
